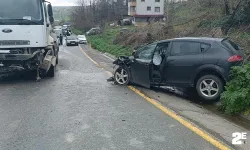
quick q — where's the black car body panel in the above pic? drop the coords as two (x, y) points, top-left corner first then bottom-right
(112, 37), (245, 101)
(115, 37), (244, 88)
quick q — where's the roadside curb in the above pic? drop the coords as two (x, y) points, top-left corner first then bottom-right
(241, 113), (250, 120)
(103, 52), (116, 60)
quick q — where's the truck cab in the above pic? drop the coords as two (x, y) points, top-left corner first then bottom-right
(0, 0), (58, 79)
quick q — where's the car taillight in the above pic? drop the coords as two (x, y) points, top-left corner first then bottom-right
(228, 55), (243, 62)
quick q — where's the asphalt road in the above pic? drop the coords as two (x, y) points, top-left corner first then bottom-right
(0, 44), (218, 150)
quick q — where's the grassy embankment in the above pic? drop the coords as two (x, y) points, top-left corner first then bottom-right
(87, 27), (135, 57)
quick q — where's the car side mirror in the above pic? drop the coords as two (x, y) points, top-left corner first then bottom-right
(132, 51), (135, 56)
(129, 56), (134, 60)
(153, 54), (162, 66)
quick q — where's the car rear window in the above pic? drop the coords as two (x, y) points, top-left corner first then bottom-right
(67, 36), (76, 40)
(221, 39), (240, 51)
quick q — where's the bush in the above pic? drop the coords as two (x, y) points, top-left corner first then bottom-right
(220, 62), (250, 114)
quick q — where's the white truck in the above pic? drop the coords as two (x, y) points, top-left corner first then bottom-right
(0, 0), (59, 80)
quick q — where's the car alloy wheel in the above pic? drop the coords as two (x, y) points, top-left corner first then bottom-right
(196, 75), (223, 102)
(114, 67), (129, 85)
(199, 79), (219, 97)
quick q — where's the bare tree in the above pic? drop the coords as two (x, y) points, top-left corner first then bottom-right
(71, 0), (127, 31)
(223, 0), (230, 15)
(221, 0), (245, 35)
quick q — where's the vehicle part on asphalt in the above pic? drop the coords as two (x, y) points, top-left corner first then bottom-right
(107, 76), (115, 82)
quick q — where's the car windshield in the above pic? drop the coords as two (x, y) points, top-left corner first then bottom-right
(54, 30), (62, 36)
(0, 0), (42, 24)
(78, 35), (85, 38)
(67, 36), (76, 40)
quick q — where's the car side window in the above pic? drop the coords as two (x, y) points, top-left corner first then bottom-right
(171, 41), (201, 56)
(155, 42), (169, 55)
(201, 43), (210, 52)
(135, 44), (156, 60)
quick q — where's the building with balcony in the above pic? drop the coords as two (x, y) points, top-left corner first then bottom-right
(128, 0), (165, 23)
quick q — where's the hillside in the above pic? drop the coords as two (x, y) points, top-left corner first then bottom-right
(87, 0), (250, 114)
(88, 0), (250, 56)
(53, 6), (73, 21)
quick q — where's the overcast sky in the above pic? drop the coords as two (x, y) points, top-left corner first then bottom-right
(48, 0), (77, 6)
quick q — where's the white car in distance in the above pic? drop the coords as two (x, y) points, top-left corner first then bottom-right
(77, 35), (87, 44)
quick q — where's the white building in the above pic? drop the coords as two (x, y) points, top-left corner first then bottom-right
(128, 0), (165, 22)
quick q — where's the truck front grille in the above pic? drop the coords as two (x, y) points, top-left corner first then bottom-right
(0, 40), (30, 46)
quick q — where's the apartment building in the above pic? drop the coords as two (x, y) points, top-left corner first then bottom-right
(128, 0), (165, 22)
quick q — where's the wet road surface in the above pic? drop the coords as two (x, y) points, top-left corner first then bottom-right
(0, 45), (218, 150)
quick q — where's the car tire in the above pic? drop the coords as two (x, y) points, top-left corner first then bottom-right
(114, 66), (130, 85)
(47, 64), (55, 77)
(196, 75), (223, 103)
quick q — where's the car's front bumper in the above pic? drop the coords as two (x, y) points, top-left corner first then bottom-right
(78, 40), (87, 44)
(67, 41), (78, 45)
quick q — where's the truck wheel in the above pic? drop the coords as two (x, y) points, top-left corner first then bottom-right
(56, 55), (59, 64)
(47, 65), (55, 77)
(196, 75), (223, 103)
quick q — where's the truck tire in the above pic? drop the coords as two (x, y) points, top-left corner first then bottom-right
(47, 65), (55, 77)
(56, 55), (59, 64)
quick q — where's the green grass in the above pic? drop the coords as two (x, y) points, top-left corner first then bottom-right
(87, 27), (134, 57)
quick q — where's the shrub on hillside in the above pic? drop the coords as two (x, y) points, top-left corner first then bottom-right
(220, 62), (250, 114)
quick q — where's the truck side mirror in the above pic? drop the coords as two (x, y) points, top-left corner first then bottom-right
(48, 4), (53, 17)
(49, 16), (54, 24)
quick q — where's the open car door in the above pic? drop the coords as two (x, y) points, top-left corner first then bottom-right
(130, 44), (157, 88)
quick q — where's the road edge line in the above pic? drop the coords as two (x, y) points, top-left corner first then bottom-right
(128, 86), (231, 150)
(79, 46), (232, 150)
(79, 46), (100, 67)
(102, 53), (115, 61)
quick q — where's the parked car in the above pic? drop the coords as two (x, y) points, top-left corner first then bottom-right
(118, 18), (132, 26)
(86, 28), (101, 36)
(112, 37), (245, 102)
(66, 35), (78, 46)
(77, 35), (87, 44)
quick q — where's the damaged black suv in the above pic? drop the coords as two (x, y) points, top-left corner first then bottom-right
(112, 37), (245, 102)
